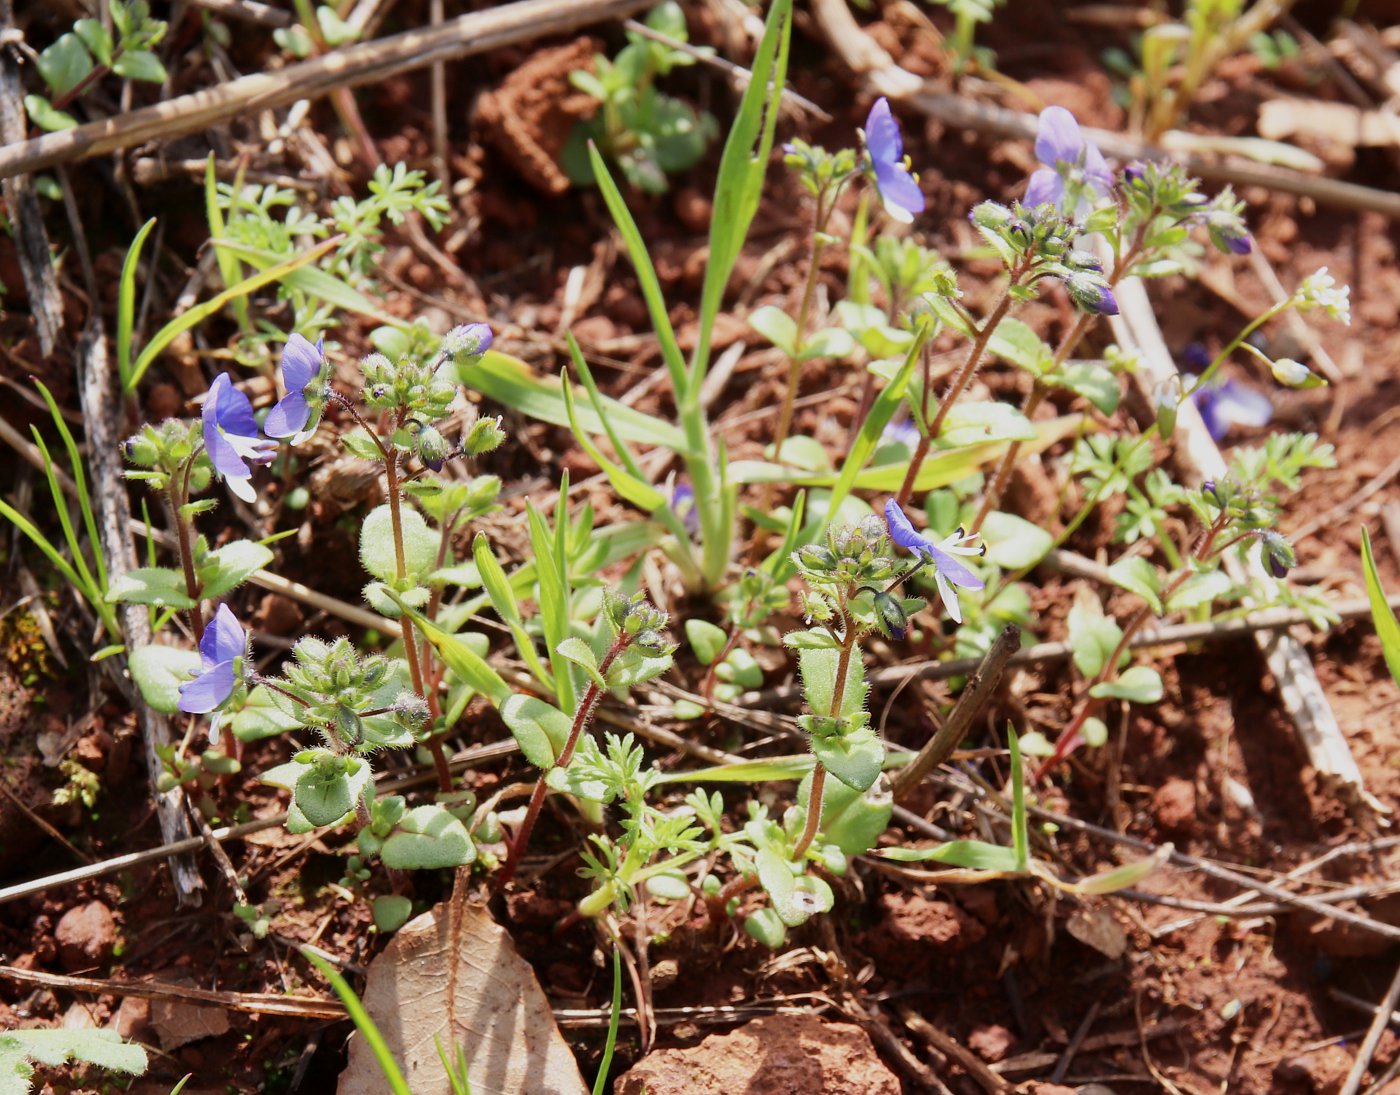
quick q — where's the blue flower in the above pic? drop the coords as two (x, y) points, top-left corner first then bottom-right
(443, 323), (493, 359)
(265, 333), (325, 442)
(202, 373), (275, 503)
(1191, 378), (1272, 441)
(863, 98), (925, 224)
(1066, 275), (1119, 316)
(670, 482), (699, 537)
(880, 417), (921, 452)
(1024, 106), (1113, 215)
(884, 499), (985, 624)
(178, 604), (246, 714)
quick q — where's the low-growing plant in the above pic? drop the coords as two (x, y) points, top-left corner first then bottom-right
(562, 2), (718, 194)
(24, 0), (168, 132)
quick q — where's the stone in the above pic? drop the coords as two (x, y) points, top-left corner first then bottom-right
(615, 1013), (900, 1095)
(1151, 777), (1197, 835)
(54, 901), (116, 972)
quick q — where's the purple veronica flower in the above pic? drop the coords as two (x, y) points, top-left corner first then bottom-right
(444, 323), (493, 358)
(1191, 378), (1272, 442)
(863, 98), (925, 224)
(178, 604), (246, 713)
(880, 417), (922, 451)
(265, 334), (324, 441)
(1066, 275), (1119, 316)
(1024, 106), (1113, 215)
(202, 373), (276, 503)
(670, 482), (700, 537)
(884, 499), (985, 624)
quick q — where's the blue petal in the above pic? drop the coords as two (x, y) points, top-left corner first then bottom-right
(927, 543), (984, 591)
(874, 160), (924, 215)
(884, 499), (927, 555)
(864, 97), (902, 165)
(178, 659), (236, 713)
(204, 603), (246, 667)
(209, 372), (259, 439)
(1035, 106), (1084, 168)
(1083, 142), (1113, 192)
(1024, 168), (1064, 209)
(264, 392), (309, 439)
(280, 333), (322, 393)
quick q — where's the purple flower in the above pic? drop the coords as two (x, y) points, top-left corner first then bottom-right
(880, 417), (921, 451)
(1066, 275), (1119, 316)
(884, 499), (985, 624)
(1024, 106), (1113, 215)
(670, 482), (699, 537)
(265, 333), (324, 441)
(1258, 531), (1295, 580)
(1191, 378), (1272, 441)
(863, 98), (924, 224)
(444, 323), (493, 358)
(178, 604), (246, 713)
(202, 373), (275, 503)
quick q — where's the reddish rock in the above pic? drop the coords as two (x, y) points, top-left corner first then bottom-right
(968, 1022), (1014, 1062)
(55, 901), (116, 972)
(673, 188), (712, 234)
(615, 1013), (900, 1095)
(1275, 1043), (1355, 1094)
(1152, 777), (1197, 835)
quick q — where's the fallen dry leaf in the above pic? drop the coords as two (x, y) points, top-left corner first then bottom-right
(150, 995), (231, 1050)
(338, 900), (587, 1095)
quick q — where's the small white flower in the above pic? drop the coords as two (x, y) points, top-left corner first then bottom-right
(1294, 266), (1351, 325)
(1272, 357), (1323, 388)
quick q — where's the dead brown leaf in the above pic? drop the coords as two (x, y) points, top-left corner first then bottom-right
(338, 900), (588, 1095)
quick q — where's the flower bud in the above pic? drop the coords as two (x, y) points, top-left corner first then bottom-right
(1259, 531), (1296, 579)
(443, 322), (493, 359)
(416, 424), (451, 470)
(122, 432), (160, 466)
(1067, 275), (1119, 316)
(797, 545), (837, 572)
(872, 591), (909, 642)
(1269, 357), (1322, 389)
(462, 415), (506, 456)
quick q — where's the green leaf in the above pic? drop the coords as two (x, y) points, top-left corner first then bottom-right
(798, 647), (866, 719)
(986, 317), (1054, 374)
(756, 847), (832, 927)
(748, 304), (797, 355)
(527, 499), (576, 712)
(23, 94), (78, 131)
(941, 401), (1037, 445)
(117, 217), (157, 388)
(782, 628), (840, 650)
(587, 143), (690, 403)
(811, 727), (884, 792)
(501, 694), (571, 769)
(769, 435), (831, 472)
(37, 33), (94, 98)
(467, 350), (687, 451)
(473, 534), (553, 691)
(654, 754), (814, 784)
(74, 19), (114, 66)
(813, 776), (892, 857)
(106, 566), (195, 609)
(1107, 557), (1163, 614)
(380, 805), (476, 870)
(877, 841), (1021, 871)
(982, 511), (1054, 569)
(211, 239), (404, 327)
(1067, 598), (1124, 679)
(0, 1028), (147, 1080)
(557, 636), (605, 688)
(128, 236), (341, 390)
(799, 326), (856, 361)
(1166, 569), (1232, 612)
(685, 619), (728, 665)
(560, 368), (666, 511)
(1362, 526), (1400, 689)
(112, 48), (167, 83)
(372, 894), (413, 932)
(1090, 665), (1164, 704)
(393, 601), (511, 707)
(608, 647), (673, 688)
(199, 539), (273, 599)
(231, 685), (304, 742)
(294, 763), (365, 827)
(692, 0), (792, 386)
(743, 907), (787, 947)
(1050, 361), (1121, 414)
(360, 504), (436, 583)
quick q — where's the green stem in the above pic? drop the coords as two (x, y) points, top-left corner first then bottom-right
(791, 603), (857, 860)
(495, 633), (631, 893)
(896, 283), (1018, 507)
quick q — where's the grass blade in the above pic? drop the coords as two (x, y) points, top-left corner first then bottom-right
(301, 948), (412, 1095)
(1361, 526), (1400, 688)
(117, 217), (157, 391)
(592, 945), (624, 1095)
